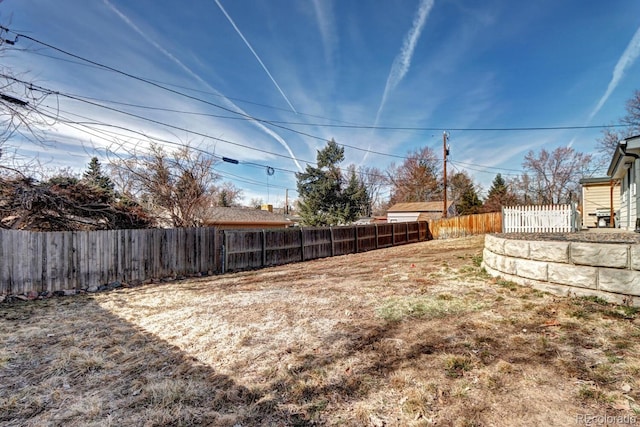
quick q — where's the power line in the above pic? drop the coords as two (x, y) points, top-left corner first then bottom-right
(3, 37), (616, 183)
(11, 46), (630, 134)
(10, 46), (392, 127)
(7, 27), (620, 167)
(34, 99), (399, 188)
(447, 160), (521, 177)
(5, 75), (406, 183)
(3, 29), (411, 161)
(451, 160), (523, 173)
(37, 105), (298, 194)
(34, 92), (599, 183)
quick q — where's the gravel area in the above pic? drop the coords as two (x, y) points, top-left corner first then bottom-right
(494, 230), (640, 244)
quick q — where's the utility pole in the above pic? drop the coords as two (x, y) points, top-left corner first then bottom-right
(285, 188), (289, 215)
(443, 131), (449, 218)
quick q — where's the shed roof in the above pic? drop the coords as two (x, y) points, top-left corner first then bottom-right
(203, 207), (291, 226)
(387, 201), (453, 213)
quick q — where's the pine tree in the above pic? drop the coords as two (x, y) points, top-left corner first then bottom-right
(342, 168), (370, 221)
(458, 187), (483, 215)
(82, 157), (115, 201)
(482, 174), (518, 213)
(296, 139), (369, 226)
(449, 172), (482, 215)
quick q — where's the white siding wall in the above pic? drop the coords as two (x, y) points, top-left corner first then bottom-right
(387, 212), (420, 223)
(621, 171), (630, 230)
(581, 183), (619, 228)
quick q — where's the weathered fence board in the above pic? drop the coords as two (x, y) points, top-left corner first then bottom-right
(377, 224), (394, 248)
(356, 225), (377, 252)
(265, 228), (303, 266)
(220, 221), (431, 273)
(0, 227), (220, 295)
(429, 212), (502, 239)
(302, 228), (332, 260)
(224, 230), (262, 272)
(1, 222), (434, 295)
(331, 226), (357, 256)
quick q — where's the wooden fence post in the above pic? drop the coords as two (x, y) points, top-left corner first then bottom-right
(300, 227), (305, 261)
(354, 226), (358, 253)
(374, 224), (379, 249)
(261, 229), (267, 267)
(222, 231), (227, 274)
(330, 227), (334, 257)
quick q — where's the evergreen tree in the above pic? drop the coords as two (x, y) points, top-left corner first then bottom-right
(482, 173), (518, 212)
(296, 139), (369, 226)
(458, 186), (483, 215)
(82, 157), (115, 201)
(343, 167), (370, 219)
(449, 172), (482, 215)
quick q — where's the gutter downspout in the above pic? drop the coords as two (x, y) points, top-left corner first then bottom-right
(610, 179), (615, 228)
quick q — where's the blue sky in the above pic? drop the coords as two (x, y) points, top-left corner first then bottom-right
(1, 0), (640, 206)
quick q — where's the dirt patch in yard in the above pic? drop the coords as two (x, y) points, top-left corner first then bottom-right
(2, 235), (640, 426)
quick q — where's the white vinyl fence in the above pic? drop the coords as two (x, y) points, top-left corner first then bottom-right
(502, 204), (578, 233)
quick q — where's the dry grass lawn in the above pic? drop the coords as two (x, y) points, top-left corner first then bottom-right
(2, 235), (640, 426)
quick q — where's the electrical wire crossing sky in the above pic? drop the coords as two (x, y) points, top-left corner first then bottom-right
(1, 0), (639, 203)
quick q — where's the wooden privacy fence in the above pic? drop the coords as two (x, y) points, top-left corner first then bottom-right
(428, 212), (502, 239)
(0, 228), (220, 296)
(502, 204), (579, 233)
(1, 221), (430, 295)
(221, 221), (430, 272)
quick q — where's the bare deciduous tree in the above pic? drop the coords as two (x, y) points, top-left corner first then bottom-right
(596, 90), (640, 166)
(210, 181), (243, 207)
(357, 166), (387, 216)
(621, 89), (640, 134)
(109, 144), (220, 227)
(1, 27), (56, 173)
(386, 146), (441, 205)
(521, 146), (592, 205)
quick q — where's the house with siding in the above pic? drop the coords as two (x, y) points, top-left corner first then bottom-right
(386, 201), (456, 223)
(203, 206), (292, 230)
(607, 134), (640, 231)
(579, 177), (620, 228)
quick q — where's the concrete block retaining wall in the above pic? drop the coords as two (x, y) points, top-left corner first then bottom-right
(482, 234), (640, 306)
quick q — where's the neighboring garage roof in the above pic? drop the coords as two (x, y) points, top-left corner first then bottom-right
(203, 207), (292, 227)
(387, 201), (453, 212)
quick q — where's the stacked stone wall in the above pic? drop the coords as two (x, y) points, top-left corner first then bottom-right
(482, 234), (640, 306)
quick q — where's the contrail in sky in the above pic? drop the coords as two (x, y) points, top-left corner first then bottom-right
(362, 0), (434, 164)
(103, 0), (303, 171)
(374, 0), (435, 125)
(589, 24), (640, 121)
(214, 0), (298, 113)
(312, 0), (337, 66)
